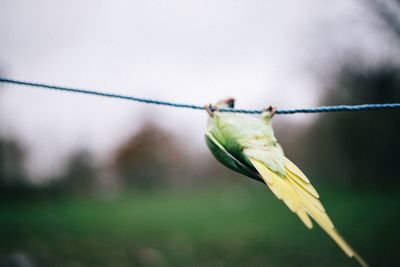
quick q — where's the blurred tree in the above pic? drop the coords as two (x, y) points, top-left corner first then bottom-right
(0, 137), (33, 198)
(306, 62), (400, 187)
(112, 122), (185, 191)
(368, 0), (400, 41)
(0, 138), (28, 186)
(0, 75), (32, 197)
(59, 150), (98, 195)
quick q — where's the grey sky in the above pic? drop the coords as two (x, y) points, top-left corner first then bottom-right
(0, 0), (397, 178)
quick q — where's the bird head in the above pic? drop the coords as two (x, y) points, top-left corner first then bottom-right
(214, 97), (235, 109)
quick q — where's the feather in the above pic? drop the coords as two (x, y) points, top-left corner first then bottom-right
(296, 208), (313, 229)
(248, 157), (368, 267)
(284, 158), (310, 183)
(286, 166), (320, 198)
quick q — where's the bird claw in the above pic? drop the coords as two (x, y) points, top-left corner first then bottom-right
(204, 104), (217, 116)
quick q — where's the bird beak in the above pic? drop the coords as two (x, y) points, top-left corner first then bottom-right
(223, 97), (235, 108)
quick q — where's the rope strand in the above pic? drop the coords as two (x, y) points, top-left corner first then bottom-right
(1, 77), (400, 115)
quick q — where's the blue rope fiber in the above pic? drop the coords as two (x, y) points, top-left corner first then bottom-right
(1, 77), (400, 115)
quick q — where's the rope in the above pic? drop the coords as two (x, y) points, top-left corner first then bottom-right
(1, 77), (400, 115)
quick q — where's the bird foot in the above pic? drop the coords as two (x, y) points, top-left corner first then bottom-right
(204, 104), (217, 116)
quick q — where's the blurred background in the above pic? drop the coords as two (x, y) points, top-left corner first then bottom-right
(1, 0), (400, 266)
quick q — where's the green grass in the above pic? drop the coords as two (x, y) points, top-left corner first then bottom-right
(0, 183), (399, 267)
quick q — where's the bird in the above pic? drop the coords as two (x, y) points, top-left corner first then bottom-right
(204, 98), (368, 267)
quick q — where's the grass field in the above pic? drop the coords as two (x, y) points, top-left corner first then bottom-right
(0, 182), (399, 267)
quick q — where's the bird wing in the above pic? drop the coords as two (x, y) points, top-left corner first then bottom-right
(245, 151), (368, 266)
(205, 133), (263, 182)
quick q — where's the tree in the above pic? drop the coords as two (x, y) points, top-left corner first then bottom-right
(59, 150), (99, 195)
(306, 62), (400, 187)
(112, 122), (185, 190)
(0, 138), (28, 186)
(367, 0), (400, 42)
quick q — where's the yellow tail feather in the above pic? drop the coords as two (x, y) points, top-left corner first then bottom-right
(248, 157), (369, 267)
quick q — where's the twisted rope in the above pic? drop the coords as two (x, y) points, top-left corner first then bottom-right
(1, 77), (399, 115)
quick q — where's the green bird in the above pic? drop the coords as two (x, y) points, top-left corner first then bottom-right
(205, 98), (368, 267)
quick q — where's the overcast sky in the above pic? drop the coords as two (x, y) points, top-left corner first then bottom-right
(0, 0), (398, 178)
